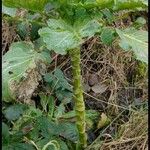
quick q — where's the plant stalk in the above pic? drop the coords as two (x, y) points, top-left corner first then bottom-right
(69, 47), (87, 149)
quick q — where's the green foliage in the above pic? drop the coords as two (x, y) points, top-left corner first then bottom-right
(17, 21), (43, 41)
(116, 28), (148, 64)
(44, 69), (73, 104)
(3, 0), (49, 12)
(2, 121), (35, 150)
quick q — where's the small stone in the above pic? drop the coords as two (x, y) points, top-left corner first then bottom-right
(91, 83), (107, 94)
(88, 74), (99, 86)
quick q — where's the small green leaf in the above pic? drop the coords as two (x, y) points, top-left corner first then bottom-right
(44, 69), (72, 91)
(135, 17), (146, 25)
(3, 104), (27, 121)
(79, 20), (101, 38)
(54, 69), (71, 91)
(17, 22), (30, 40)
(116, 28), (148, 64)
(55, 90), (73, 104)
(101, 27), (115, 45)
(2, 122), (10, 144)
(39, 93), (50, 112)
(54, 103), (66, 118)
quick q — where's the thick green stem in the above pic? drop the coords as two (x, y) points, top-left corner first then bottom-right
(69, 48), (87, 149)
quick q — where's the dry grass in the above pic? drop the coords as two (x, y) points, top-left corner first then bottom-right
(88, 109), (148, 150)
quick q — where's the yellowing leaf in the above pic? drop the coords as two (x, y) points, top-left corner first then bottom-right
(97, 113), (110, 129)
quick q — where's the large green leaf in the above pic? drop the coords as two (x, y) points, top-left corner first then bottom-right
(39, 19), (101, 54)
(2, 4), (17, 17)
(2, 42), (50, 102)
(116, 28), (148, 64)
(39, 19), (81, 55)
(3, 0), (48, 12)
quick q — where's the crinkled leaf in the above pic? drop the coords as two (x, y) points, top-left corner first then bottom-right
(2, 42), (49, 102)
(116, 28), (148, 64)
(17, 22), (30, 40)
(3, 104), (27, 121)
(13, 105), (43, 132)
